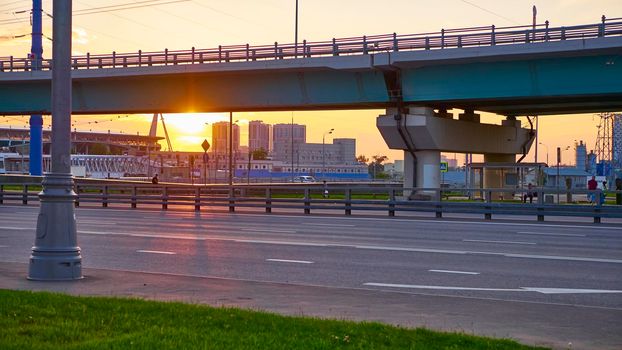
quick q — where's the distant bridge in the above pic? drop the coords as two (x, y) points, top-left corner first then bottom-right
(1, 17), (621, 116)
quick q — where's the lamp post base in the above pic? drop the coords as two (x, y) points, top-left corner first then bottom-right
(28, 173), (83, 281)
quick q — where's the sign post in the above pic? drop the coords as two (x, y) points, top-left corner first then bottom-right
(202, 139), (210, 185)
(440, 162), (448, 192)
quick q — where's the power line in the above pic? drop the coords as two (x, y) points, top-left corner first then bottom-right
(0, 0), (190, 25)
(73, 0), (191, 16)
(148, 2), (243, 40)
(459, 0), (519, 25)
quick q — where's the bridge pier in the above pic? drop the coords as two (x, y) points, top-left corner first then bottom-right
(377, 107), (534, 200)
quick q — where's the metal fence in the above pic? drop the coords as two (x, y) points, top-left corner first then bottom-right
(1, 16), (621, 72)
(1, 181), (621, 223)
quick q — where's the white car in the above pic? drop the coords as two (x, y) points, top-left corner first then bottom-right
(292, 175), (317, 183)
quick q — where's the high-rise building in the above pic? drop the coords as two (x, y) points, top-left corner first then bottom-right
(272, 123), (306, 162)
(211, 121), (239, 155)
(248, 121), (271, 152)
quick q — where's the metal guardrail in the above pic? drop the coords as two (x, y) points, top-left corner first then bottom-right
(1, 181), (621, 223)
(1, 17), (621, 72)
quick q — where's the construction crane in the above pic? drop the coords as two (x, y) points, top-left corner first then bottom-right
(149, 113), (173, 152)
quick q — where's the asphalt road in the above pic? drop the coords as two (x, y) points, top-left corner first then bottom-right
(1, 204), (621, 309)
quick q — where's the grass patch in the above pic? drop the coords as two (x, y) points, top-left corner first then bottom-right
(0, 289), (546, 350)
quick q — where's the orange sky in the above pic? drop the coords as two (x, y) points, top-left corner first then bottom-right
(1, 0), (620, 165)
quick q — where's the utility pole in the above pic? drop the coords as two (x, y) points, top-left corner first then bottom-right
(29, 0), (82, 280)
(29, 0), (44, 175)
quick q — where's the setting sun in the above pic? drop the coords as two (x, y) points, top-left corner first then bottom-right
(163, 113), (227, 135)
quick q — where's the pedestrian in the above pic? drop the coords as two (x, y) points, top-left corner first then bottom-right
(523, 183), (534, 204)
(600, 180), (608, 205)
(588, 176), (597, 204)
(615, 177), (622, 205)
(152, 173), (159, 184)
(323, 180), (329, 199)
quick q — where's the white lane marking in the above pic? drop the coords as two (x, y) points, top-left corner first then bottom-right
(502, 253), (622, 264)
(302, 223), (356, 227)
(463, 239), (536, 245)
(235, 239), (328, 247)
(0, 226), (30, 230)
(130, 233), (208, 241)
(266, 259), (314, 264)
(517, 231), (586, 237)
(0, 245), (8, 248)
(521, 287), (622, 294)
(136, 250), (176, 255)
(241, 228), (297, 233)
(429, 269), (480, 275)
(355, 245), (622, 264)
(355, 245), (466, 254)
(77, 221), (117, 226)
(364, 283), (622, 294)
(365, 283), (519, 292)
(76, 230), (622, 265)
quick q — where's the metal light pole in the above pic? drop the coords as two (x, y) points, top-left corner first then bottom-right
(532, 5), (537, 41)
(29, 0), (44, 175)
(295, 0), (299, 58)
(534, 116), (539, 163)
(29, 0), (82, 280)
(539, 142), (549, 166)
(229, 112), (233, 186)
(322, 128), (333, 179)
(291, 113), (294, 181)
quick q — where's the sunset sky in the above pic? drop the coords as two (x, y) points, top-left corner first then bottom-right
(1, 0), (621, 165)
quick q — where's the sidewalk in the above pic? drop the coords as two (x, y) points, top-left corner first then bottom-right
(1, 262), (620, 350)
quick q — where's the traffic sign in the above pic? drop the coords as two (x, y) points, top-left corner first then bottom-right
(440, 162), (449, 173)
(201, 139), (210, 152)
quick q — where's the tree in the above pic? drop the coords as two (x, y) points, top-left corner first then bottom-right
(372, 155), (388, 165)
(369, 155), (389, 179)
(251, 147), (268, 160)
(356, 155), (369, 164)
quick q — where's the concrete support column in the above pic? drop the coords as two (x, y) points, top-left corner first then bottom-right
(403, 149), (440, 200)
(415, 150), (441, 199)
(483, 153), (515, 201)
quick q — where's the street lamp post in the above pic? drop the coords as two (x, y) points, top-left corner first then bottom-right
(322, 128), (334, 180)
(539, 142), (549, 166)
(29, 0), (82, 280)
(229, 112), (233, 186)
(295, 0), (299, 58)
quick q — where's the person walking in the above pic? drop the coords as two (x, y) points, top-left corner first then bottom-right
(588, 176), (597, 204)
(323, 180), (329, 199)
(524, 183), (534, 203)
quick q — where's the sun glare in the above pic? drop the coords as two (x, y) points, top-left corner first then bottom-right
(163, 113), (227, 135)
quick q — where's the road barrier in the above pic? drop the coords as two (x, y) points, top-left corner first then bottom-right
(1, 179), (621, 223)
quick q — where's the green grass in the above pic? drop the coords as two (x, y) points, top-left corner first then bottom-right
(0, 289), (546, 350)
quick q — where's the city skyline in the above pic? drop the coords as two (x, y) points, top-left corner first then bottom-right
(1, 1), (621, 164)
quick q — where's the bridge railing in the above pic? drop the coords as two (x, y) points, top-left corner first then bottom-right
(1, 16), (621, 72)
(1, 181), (620, 223)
